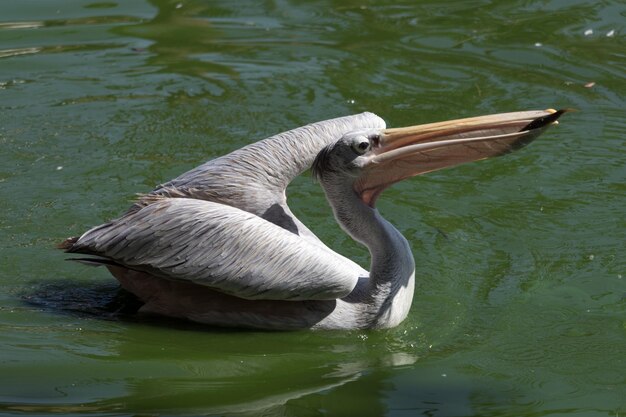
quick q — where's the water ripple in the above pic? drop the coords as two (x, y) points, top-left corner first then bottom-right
(0, 47), (40, 58)
(1, 1), (624, 416)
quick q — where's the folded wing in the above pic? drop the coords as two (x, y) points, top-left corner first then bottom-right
(65, 198), (361, 301)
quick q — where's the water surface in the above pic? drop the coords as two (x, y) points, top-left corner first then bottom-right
(1, 0), (624, 416)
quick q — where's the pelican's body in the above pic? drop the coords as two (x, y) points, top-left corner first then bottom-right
(61, 110), (564, 330)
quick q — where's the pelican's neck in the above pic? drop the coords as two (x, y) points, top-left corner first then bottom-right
(323, 179), (415, 327)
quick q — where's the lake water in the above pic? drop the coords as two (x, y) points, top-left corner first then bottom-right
(1, 0), (624, 416)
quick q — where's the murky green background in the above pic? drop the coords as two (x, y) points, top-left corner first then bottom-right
(1, 0), (624, 416)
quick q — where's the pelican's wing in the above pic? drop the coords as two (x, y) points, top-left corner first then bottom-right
(66, 198), (362, 301)
(134, 113), (386, 243)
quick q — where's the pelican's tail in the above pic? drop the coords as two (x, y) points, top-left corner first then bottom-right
(57, 236), (79, 250)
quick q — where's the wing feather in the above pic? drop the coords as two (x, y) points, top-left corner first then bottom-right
(130, 113), (386, 245)
(67, 198), (360, 301)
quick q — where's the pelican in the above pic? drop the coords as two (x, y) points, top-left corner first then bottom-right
(60, 109), (565, 330)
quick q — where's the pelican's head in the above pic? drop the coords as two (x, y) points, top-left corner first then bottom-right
(312, 109), (567, 207)
(312, 130), (383, 180)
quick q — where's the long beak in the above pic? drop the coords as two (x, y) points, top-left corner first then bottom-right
(355, 109), (567, 207)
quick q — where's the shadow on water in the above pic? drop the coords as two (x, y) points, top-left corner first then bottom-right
(20, 278), (249, 334)
(23, 279), (140, 320)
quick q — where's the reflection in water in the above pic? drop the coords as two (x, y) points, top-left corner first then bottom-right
(115, 1), (236, 85)
(0, 21), (44, 30)
(17, 280), (420, 416)
(21, 279), (578, 416)
(0, 47), (41, 58)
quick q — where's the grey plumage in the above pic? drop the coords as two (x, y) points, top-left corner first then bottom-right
(72, 197), (360, 301)
(133, 112), (385, 243)
(61, 109), (565, 330)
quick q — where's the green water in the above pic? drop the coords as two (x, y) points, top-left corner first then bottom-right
(1, 0), (624, 415)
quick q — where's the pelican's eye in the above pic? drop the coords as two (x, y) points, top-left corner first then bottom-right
(352, 139), (371, 155)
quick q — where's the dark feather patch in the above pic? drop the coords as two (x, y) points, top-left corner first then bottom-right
(311, 144), (334, 182)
